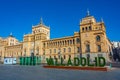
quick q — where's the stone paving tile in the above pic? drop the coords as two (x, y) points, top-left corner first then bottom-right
(0, 64), (120, 80)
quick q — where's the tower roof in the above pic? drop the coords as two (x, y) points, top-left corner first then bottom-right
(80, 10), (96, 24)
(32, 18), (50, 29)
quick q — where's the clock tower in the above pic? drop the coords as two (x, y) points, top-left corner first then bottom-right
(80, 11), (112, 61)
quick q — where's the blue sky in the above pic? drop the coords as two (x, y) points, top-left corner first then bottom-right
(0, 0), (120, 41)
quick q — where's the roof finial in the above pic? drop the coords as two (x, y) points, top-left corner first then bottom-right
(87, 9), (90, 17)
(40, 17), (43, 24)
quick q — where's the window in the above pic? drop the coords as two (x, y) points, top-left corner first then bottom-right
(85, 27), (87, 31)
(21, 52), (22, 56)
(68, 40), (69, 45)
(70, 40), (72, 44)
(60, 41), (62, 45)
(58, 42), (59, 45)
(82, 28), (84, 31)
(54, 49), (56, 53)
(43, 43), (45, 47)
(55, 42), (57, 46)
(50, 49), (52, 54)
(68, 47), (71, 52)
(89, 26), (91, 30)
(76, 38), (80, 44)
(64, 55), (66, 59)
(54, 56), (56, 59)
(58, 48), (61, 54)
(77, 47), (80, 53)
(65, 40), (67, 45)
(63, 41), (64, 45)
(97, 45), (101, 52)
(63, 48), (66, 53)
(43, 50), (45, 55)
(69, 55), (71, 58)
(96, 35), (100, 41)
(86, 44), (90, 52)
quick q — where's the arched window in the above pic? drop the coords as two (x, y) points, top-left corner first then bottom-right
(68, 40), (69, 45)
(70, 40), (72, 44)
(58, 42), (59, 45)
(82, 28), (84, 31)
(58, 48), (61, 54)
(97, 45), (101, 52)
(43, 43), (45, 47)
(60, 41), (62, 45)
(65, 40), (67, 45)
(54, 56), (56, 59)
(77, 47), (80, 53)
(89, 26), (91, 30)
(96, 35), (101, 41)
(62, 41), (64, 45)
(86, 44), (90, 52)
(76, 38), (80, 44)
(63, 48), (66, 53)
(85, 27), (88, 31)
(54, 49), (56, 53)
(69, 55), (71, 58)
(68, 47), (71, 52)
(64, 55), (66, 59)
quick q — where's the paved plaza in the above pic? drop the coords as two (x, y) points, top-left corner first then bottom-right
(0, 64), (120, 80)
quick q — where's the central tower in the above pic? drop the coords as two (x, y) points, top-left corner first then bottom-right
(23, 18), (50, 57)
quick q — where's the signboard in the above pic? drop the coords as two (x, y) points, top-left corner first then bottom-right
(4, 57), (17, 64)
(46, 57), (106, 67)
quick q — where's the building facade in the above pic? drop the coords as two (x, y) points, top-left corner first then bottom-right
(0, 34), (20, 63)
(0, 13), (113, 63)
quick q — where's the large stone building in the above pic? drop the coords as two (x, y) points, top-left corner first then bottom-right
(0, 12), (113, 63)
(0, 33), (20, 62)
